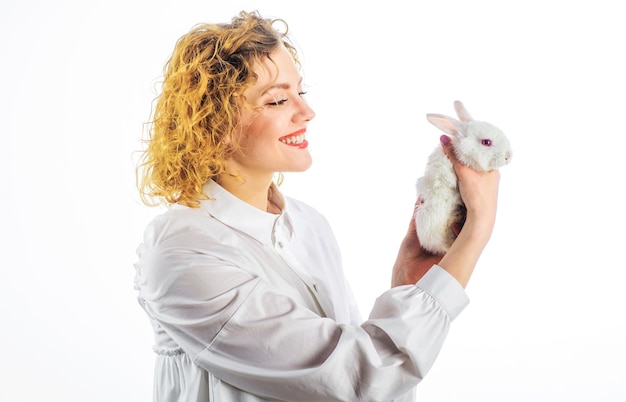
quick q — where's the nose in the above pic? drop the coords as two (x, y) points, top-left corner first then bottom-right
(294, 97), (315, 123)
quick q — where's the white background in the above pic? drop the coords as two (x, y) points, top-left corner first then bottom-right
(1, 0), (625, 401)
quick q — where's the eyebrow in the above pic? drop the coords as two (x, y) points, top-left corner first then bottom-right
(264, 77), (303, 93)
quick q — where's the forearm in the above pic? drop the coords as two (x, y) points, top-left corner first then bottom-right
(190, 280), (460, 401)
(437, 211), (494, 288)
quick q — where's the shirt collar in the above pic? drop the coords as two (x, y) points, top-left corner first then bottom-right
(198, 179), (294, 246)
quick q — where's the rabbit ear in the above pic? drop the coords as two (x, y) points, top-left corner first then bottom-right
(426, 113), (465, 137)
(454, 100), (473, 123)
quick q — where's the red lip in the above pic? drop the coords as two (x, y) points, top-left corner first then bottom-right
(293, 139), (308, 149)
(279, 128), (308, 149)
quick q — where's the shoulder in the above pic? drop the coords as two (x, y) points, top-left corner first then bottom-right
(136, 206), (245, 285)
(140, 205), (226, 250)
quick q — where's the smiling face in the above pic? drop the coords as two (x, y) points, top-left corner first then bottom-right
(226, 44), (316, 183)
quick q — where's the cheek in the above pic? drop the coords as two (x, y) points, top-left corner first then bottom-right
(245, 117), (281, 144)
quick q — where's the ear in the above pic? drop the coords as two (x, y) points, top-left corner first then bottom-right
(454, 100), (473, 123)
(222, 132), (233, 146)
(426, 113), (464, 137)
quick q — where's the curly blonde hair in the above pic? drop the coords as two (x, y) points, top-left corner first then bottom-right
(137, 10), (298, 207)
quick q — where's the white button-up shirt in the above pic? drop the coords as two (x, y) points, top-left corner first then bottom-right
(134, 179), (469, 401)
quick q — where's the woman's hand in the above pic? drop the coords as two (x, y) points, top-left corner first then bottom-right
(392, 135), (501, 288)
(441, 134), (500, 234)
(438, 134), (501, 287)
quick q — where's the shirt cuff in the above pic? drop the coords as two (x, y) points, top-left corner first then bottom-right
(415, 265), (469, 321)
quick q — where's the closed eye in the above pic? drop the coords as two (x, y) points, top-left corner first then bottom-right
(267, 98), (288, 106)
(266, 91), (307, 107)
(481, 139), (492, 146)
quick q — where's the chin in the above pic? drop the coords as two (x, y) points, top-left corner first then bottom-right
(286, 156), (313, 172)
(284, 163), (312, 173)
(287, 165), (312, 173)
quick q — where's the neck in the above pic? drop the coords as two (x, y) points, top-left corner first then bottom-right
(217, 173), (274, 212)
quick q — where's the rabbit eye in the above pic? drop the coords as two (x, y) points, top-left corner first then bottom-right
(481, 139), (492, 147)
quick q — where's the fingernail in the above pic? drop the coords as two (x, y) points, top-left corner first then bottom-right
(452, 222), (460, 235)
(440, 135), (450, 145)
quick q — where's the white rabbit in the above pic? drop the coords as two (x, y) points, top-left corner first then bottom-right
(414, 100), (512, 254)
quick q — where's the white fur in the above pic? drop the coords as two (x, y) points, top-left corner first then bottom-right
(414, 100), (512, 254)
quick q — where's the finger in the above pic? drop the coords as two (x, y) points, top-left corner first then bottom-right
(440, 134), (451, 146)
(413, 196), (424, 212)
(410, 196), (425, 229)
(451, 221), (462, 236)
(408, 200), (419, 232)
(440, 135), (460, 165)
(441, 135), (472, 181)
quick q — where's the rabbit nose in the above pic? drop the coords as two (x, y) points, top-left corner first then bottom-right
(505, 151), (512, 162)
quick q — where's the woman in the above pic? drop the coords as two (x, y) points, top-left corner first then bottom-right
(134, 10), (500, 402)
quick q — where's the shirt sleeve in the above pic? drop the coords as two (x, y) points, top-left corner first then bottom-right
(363, 265), (469, 380)
(136, 225), (468, 401)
